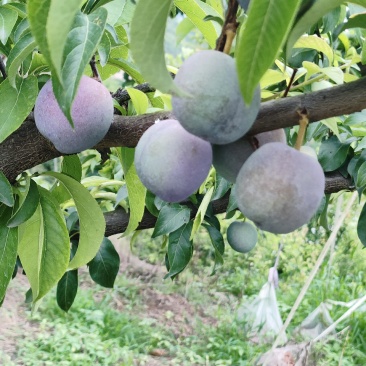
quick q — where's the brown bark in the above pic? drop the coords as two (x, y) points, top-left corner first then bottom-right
(2, 78), (366, 184)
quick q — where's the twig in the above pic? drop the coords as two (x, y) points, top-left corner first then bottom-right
(272, 191), (358, 350)
(216, 0), (239, 52)
(312, 293), (366, 344)
(283, 68), (298, 98)
(0, 57), (7, 79)
(294, 109), (309, 150)
(113, 82), (156, 106)
(90, 55), (101, 82)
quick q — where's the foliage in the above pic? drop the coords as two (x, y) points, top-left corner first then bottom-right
(0, 0), (366, 326)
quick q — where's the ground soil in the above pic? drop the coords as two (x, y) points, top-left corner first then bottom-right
(0, 236), (217, 366)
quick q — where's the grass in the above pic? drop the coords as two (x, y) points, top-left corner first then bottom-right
(3, 201), (366, 365)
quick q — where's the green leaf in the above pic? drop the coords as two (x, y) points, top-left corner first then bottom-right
(44, 172), (106, 270)
(62, 155), (82, 182)
(342, 13), (366, 31)
(0, 171), (14, 207)
(357, 202), (366, 247)
(0, 76), (38, 143)
(294, 35), (334, 63)
(51, 8), (108, 125)
(287, 0), (344, 58)
(152, 204), (191, 238)
(356, 161), (366, 189)
(203, 223), (224, 275)
(0, 6), (18, 45)
(46, 0), (84, 80)
(318, 135), (352, 172)
(56, 269), (78, 312)
(176, 17), (195, 45)
(126, 88), (149, 115)
(98, 31), (111, 67)
(0, 206), (18, 302)
(174, 0), (221, 49)
(6, 33), (36, 88)
(166, 221), (193, 278)
(226, 188), (238, 218)
(7, 179), (40, 227)
(100, 0), (125, 25)
(3, 3), (27, 18)
(130, 0), (181, 95)
(105, 58), (144, 83)
(13, 17), (29, 43)
(117, 0), (136, 25)
(88, 237), (120, 288)
(18, 187), (70, 302)
(27, 0), (53, 66)
(212, 175), (231, 201)
(117, 147), (146, 236)
(190, 187), (214, 240)
(236, 0), (301, 103)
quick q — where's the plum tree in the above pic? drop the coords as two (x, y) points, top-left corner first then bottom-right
(2, 0), (366, 318)
(34, 76), (114, 154)
(235, 142), (325, 234)
(134, 119), (212, 202)
(213, 129), (286, 182)
(171, 50), (260, 144)
(227, 221), (258, 253)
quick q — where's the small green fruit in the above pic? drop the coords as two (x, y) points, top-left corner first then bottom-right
(227, 221), (258, 253)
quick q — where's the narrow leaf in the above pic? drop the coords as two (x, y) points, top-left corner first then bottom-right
(287, 0), (344, 58)
(203, 223), (224, 275)
(44, 172), (106, 270)
(62, 155), (82, 182)
(342, 13), (366, 31)
(294, 35), (333, 63)
(318, 136), (351, 172)
(357, 201), (366, 247)
(52, 9), (107, 125)
(18, 187), (70, 302)
(46, 0), (84, 79)
(7, 179), (39, 227)
(57, 269), (78, 312)
(130, 0), (181, 95)
(166, 221), (193, 278)
(6, 33), (36, 88)
(190, 187), (214, 240)
(236, 0), (301, 103)
(88, 237), (120, 288)
(27, 0), (52, 64)
(152, 204), (191, 238)
(0, 76), (38, 143)
(0, 171), (14, 207)
(356, 161), (366, 189)
(174, 0), (221, 49)
(0, 206), (18, 302)
(0, 6), (18, 45)
(126, 88), (149, 115)
(118, 148), (146, 236)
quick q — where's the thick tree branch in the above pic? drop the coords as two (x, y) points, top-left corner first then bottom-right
(104, 171), (353, 237)
(2, 78), (366, 184)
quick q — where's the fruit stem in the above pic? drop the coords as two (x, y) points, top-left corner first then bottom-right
(294, 110), (309, 150)
(215, 0), (239, 52)
(223, 27), (236, 54)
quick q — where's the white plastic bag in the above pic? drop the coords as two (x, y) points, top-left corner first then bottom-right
(237, 267), (287, 345)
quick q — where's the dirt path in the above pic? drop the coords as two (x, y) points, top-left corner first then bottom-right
(0, 237), (217, 366)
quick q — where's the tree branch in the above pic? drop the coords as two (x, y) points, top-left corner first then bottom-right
(112, 83), (156, 105)
(2, 78), (366, 183)
(216, 0), (240, 52)
(104, 171), (353, 237)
